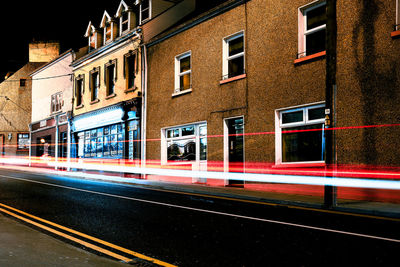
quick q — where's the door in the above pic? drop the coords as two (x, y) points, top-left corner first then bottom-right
(226, 117), (244, 186)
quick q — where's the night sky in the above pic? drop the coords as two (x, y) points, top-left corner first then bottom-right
(1, 0), (122, 82)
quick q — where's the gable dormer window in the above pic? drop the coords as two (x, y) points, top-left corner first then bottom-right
(105, 22), (112, 43)
(85, 22), (100, 51)
(140, 0), (151, 24)
(121, 12), (129, 33)
(101, 11), (114, 45)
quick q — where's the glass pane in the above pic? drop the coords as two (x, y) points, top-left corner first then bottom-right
(167, 139), (196, 161)
(110, 134), (117, 156)
(306, 29), (326, 55)
(91, 129), (97, 138)
(118, 134), (124, 155)
(307, 4), (327, 30)
(308, 107), (325, 121)
(182, 126), (194, 136)
(167, 129), (180, 138)
(228, 36), (244, 56)
(200, 138), (207, 160)
(282, 110), (303, 124)
(142, 0), (149, 9)
(111, 125), (118, 134)
(104, 135), (110, 156)
(117, 124), (123, 133)
(97, 137), (103, 157)
(282, 124), (324, 163)
(228, 56), (244, 78)
(199, 126), (207, 136)
(141, 9), (149, 21)
(179, 73), (191, 90)
(180, 56), (191, 73)
(104, 126), (109, 136)
(97, 128), (103, 137)
(91, 138), (97, 157)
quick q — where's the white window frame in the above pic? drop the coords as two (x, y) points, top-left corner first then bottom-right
(90, 68), (100, 101)
(104, 22), (113, 44)
(105, 60), (117, 96)
(140, 0), (151, 24)
(120, 11), (130, 35)
(222, 31), (245, 80)
(275, 102), (325, 165)
(298, 1), (326, 57)
(161, 122), (207, 166)
(51, 92), (63, 114)
(174, 51), (192, 94)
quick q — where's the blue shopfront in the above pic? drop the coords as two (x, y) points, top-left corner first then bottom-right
(71, 100), (141, 161)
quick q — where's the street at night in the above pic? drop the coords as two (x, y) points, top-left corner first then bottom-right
(0, 167), (399, 266)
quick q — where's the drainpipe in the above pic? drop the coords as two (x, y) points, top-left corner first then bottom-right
(324, 0), (337, 208)
(141, 44), (148, 172)
(55, 116), (59, 170)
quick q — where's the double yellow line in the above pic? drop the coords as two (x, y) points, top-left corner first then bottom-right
(0, 203), (176, 267)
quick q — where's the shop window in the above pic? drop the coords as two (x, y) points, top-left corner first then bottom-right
(17, 133), (29, 151)
(277, 104), (325, 164)
(222, 31), (245, 80)
(51, 92), (63, 113)
(81, 123), (125, 159)
(164, 123), (207, 163)
(140, 0), (151, 24)
(174, 51), (191, 93)
(124, 52), (136, 90)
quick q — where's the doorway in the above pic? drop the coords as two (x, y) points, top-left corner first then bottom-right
(224, 117), (244, 186)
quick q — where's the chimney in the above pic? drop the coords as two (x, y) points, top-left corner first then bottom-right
(29, 41), (60, 63)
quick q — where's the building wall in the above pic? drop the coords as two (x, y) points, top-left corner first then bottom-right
(0, 62), (44, 156)
(335, 0), (400, 167)
(31, 52), (74, 122)
(72, 43), (142, 117)
(29, 42), (60, 63)
(146, 0), (326, 168)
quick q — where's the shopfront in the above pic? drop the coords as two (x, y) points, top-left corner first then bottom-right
(71, 100), (141, 161)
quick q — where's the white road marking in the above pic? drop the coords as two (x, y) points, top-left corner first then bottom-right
(1, 173), (400, 243)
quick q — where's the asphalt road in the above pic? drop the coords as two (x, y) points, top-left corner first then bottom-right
(0, 168), (399, 266)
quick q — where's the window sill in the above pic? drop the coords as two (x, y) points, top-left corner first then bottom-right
(172, 88), (192, 97)
(294, 51), (326, 65)
(273, 162), (326, 168)
(90, 99), (100, 105)
(220, 74), (247, 85)
(391, 30), (400, 38)
(75, 104), (84, 110)
(124, 87), (137, 94)
(105, 93), (116, 100)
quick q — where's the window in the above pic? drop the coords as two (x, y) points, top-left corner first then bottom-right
(20, 79), (26, 87)
(51, 92), (63, 113)
(124, 52), (136, 90)
(90, 68), (100, 102)
(140, 0), (151, 23)
(105, 22), (112, 43)
(75, 76), (84, 107)
(81, 123), (124, 159)
(175, 52), (191, 93)
(298, 1), (326, 57)
(277, 104), (325, 164)
(121, 11), (129, 33)
(164, 123), (207, 163)
(223, 32), (245, 80)
(101, 11), (113, 45)
(105, 60), (117, 96)
(17, 133), (29, 150)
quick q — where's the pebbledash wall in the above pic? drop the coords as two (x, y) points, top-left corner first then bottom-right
(144, 0), (400, 202)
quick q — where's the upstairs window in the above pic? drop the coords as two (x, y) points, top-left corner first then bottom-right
(20, 79), (26, 87)
(298, 1), (326, 57)
(124, 52), (136, 90)
(121, 11), (129, 33)
(90, 67), (100, 102)
(140, 0), (151, 23)
(75, 76), (84, 107)
(105, 60), (117, 96)
(51, 92), (63, 113)
(105, 22), (112, 43)
(223, 31), (245, 80)
(175, 51), (191, 93)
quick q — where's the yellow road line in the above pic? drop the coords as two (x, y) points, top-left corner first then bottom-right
(0, 207), (132, 263)
(0, 203), (177, 267)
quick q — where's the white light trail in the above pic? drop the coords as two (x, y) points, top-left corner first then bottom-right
(47, 161), (400, 190)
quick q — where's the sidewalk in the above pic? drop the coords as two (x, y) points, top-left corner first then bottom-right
(0, 213), (128, 267)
